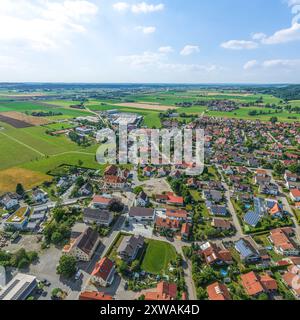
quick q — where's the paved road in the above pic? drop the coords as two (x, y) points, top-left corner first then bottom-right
(216, 165), (244, 237)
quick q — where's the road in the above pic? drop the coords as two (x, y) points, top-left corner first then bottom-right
(216, 165), (244, 237)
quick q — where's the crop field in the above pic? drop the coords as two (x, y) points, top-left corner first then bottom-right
(0, 167), (51, 194)
(141, 240), (177, 275)
(114, 102), (177, 111)
(1, 111), (50, 126)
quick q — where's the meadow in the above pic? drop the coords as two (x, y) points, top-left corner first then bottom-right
(141, 240), (177, 275)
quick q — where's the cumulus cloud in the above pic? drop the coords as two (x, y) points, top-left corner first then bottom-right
(118, 48), (218, 74)
(113, 2), (164, 14)
(243, 60), (259, 70)
(135, 26), (156, 34)
(158, 46), (174, 53)
(261, 23), (300, 44)
(221, 40), (258, 50)
(244, 58), (300, 70)
(112, 2), (130, 12)
(180, 45), (200, 56)
(0, 0), (98, 51)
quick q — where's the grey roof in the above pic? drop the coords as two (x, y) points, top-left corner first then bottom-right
(83, 208), (113, 223)
(235, 239), (257, 259)
(118, 235), (144, 258)
(77, 227), (99, 255)
(129, 207), (154, 218)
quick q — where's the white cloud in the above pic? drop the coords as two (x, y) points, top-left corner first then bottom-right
(251, 32), (266, 40)
(114, 2), (164, 14)
(113, 2), (130, 12)
(0, 0), (98, 51)
(243, 60), (259, 70)
(135, 26), (156, 34)
(158, 46), (174, 53)
(244, 58), (300, 70)
(118, 51), (165, 67)
(221, 40), (258, 50)
(131, 2), (164, 14)
(180, 45), (200, 56)
(261, 23), (300, 44)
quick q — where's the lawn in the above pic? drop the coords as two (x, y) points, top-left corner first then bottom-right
(141, 240), (177, 275)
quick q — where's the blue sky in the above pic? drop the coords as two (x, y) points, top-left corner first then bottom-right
(1, 0), (300, 83)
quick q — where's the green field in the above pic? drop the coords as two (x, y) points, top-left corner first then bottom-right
(141, 240), (177, 275)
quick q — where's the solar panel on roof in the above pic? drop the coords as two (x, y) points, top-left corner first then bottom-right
(244, 211), (262, 227)
(235, 240), (253, 258)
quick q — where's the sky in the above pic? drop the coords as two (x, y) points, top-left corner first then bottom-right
(1, 0), (300, 83)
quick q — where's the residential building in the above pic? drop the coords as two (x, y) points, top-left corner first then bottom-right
(290, 189), (300, 202)
(79, 291), (113, 300)
(83, 208), (113, 226)
(211, 218), (232, 231)
(241, 271), (277, 297)
(207, 282), (231, 300)
(92, 195), (113, 209)
(117, 235), (144, 262)
(129, 207), (155, 222)
(155, 217), (180, 233)
(269, 228), (299, 256)
(235, 239), (260, 263)
(0, 194), (18, 210)
(144, 282), (177, 300)
(62, 227), (100, 261)
(200, 242), (233, 265)
(91, 257), (115, 287)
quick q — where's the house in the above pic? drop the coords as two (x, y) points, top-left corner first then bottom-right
(290, 189), (300, 202)
(129, 207), (155, 222)
(241, 271), (277, 297)
(200, 242), (233, 266)
(32, 189), (48, 203)
(92, 195), (113, 209)
(135, 191), (149, 207)
(235, 239), (260, 263)
(78, 183), (93, 196)
(211, 218), (232, 231)
(104, 165), (119, 177)
(104, 176), (126, 189)
(269, 228), (299, 256)
(208, 205), (227, 216)
(62, 227), (100, 261)
(166, 208), (189, 221)
(203, 190), (223, 203)
(117, 235), (144, 262)
(259, 183), (279, 196)
(83, 208), (113, 226)
(282, 264), (300, 298)
(207, 282), (231, 301)
(91, 257), (115, 287)
(0, 194), (18, 210)
(268, 202), (283, 219)
(181, 223), (191, 241)
(144, 282), (177, 300)
(166, 192), (184, 206)
(284, 171), (298, 182)
(79, 291), (113, 301)
(155, 217), (180, 233)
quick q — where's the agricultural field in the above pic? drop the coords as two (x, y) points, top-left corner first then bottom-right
(141, 239), (177, 275)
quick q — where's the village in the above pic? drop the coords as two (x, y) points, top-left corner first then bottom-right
(0, 109), (300, 302)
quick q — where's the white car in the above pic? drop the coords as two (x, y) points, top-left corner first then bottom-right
(75, 271), (82, 280)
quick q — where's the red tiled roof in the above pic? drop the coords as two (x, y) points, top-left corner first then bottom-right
(144, 282), (177, 301)
(79, 291), (113, 301)
(92, 195), (111, 204)
(207, 282), (231, 301)
(166, 209), (188, 219)
(155, 217), (180, 230)
(240, 272), (264, 296)
(260, 274), (278, 291)
(291, 189), (300, 198)
(92, 257), (114, 281)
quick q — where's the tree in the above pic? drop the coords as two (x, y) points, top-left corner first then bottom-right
(270, 116), (278, 124)
(108, 199), (124, 213)
(131, 260), (140, 272)
(16, 183), (25, 196)
(274, 162), (285, 175)
(118, 261), (128, 275)
(56, 255), (77, 278)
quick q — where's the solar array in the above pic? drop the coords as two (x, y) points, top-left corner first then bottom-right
(235, 239), (254, 258)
